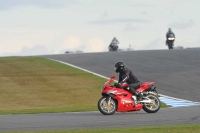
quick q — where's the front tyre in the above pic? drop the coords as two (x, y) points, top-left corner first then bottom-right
(168, 41), (173, 49)
(143, 94), (161, 113)
(98, 96), (117, 115)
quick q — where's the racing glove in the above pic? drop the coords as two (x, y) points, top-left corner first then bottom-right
(114, 83), (121, 88)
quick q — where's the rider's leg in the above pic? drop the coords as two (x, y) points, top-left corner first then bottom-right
(129, 83), (143, 101)
(172, 40), (174, 49)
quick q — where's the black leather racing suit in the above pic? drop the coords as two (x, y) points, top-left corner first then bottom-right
(166, 31), (175, 38)
(118, 67), (140, 95)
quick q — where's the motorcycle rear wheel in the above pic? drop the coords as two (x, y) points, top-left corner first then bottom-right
(98, 96), (117, 115)
(142, 94), (161, 113)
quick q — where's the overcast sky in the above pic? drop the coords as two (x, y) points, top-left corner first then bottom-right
(0, 0), (200, 56)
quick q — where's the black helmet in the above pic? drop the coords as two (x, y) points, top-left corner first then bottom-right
(114, 62), (125, 73)
(168, 28), (172, 32)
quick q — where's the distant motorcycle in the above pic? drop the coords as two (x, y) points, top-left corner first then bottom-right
(98, 75), (161, 115)
(109, 44), (118, 51)
(166, 34), (175, 49)
(109, 37), (119, 51)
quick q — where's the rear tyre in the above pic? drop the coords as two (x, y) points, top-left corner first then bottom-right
(143, 94), (161, 113)
(98, 96), (117, 115)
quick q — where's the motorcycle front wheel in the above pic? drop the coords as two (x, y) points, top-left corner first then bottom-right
(98, 96), (117, 115)
(142, 94), (161, 113)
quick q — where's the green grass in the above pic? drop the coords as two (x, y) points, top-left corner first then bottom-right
(0, 57), (168, 114)
(2, 124), (200, 133)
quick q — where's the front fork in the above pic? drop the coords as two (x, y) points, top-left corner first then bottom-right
(106, 96), (111, 105)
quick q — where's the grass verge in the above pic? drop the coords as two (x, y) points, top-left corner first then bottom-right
(2, 124), (200, 133)
(0, 57), (168, 114)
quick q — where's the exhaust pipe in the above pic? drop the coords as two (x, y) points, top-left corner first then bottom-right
(139, 99), (152, 103)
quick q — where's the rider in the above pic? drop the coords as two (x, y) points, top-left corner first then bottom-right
(114, 61), (143, 101)
(166, 28), (175, 46)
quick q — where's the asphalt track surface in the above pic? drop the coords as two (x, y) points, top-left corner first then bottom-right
(42, 49), (200, 102)
(0, 106), (200, 132)
(1, 49), (200, 132)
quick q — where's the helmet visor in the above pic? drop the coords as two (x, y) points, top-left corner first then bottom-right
(115, 67), (120, 73)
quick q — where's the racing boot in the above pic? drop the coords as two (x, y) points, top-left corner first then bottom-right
(131, 95), (137, 101)
(131, 95), (137, 106)
(135, 91), (143, 101)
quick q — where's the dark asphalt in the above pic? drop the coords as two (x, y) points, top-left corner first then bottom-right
(1, 49), (200, 132)
(0, 106), (200, 132)
(42, 49), (200, 102)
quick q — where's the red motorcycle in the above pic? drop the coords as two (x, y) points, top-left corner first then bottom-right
(98, 75), (161, 115)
